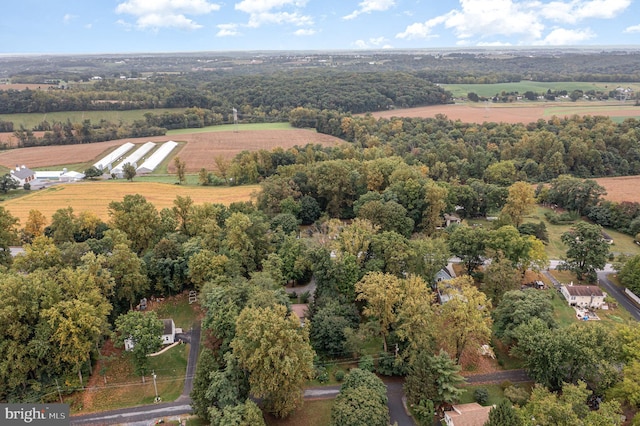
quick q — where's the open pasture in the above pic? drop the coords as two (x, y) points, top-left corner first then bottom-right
(1, 182), (259, 224)
(442, 81), (640, 99)
(368, 101), (640, 124)
(0, 125), (344, 172)
(0, 108), (188, 132)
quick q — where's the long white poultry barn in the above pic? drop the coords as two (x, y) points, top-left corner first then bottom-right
(93, 142), (135, 171)
(136, 141), (178, 174)
(111, 142), (156, 175)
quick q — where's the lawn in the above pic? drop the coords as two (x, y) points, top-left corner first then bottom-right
(167, 122), (292, 135)
(152, 292), (202, 330)
(457, 384), (506, 406)
(522, 206), (640, 259)
(548, 287), (580, 328)
(264, 399), (333, 426)
(70, 344), (188, 414)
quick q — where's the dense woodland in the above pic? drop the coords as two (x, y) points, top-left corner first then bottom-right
(2, 50), (640, 424)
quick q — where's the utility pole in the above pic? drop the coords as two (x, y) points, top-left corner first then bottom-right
(152, 370), (160, 403)
(55, 378), (63, 404)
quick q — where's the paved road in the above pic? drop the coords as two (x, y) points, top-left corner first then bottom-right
(598, 271), (640, 321)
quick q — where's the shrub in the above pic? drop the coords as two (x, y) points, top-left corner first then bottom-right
(23, 182), (30, 190)
(300, 291), (311, 304)
(358, 355), (374, 372)
(315, 366), (329, 383)
(504, 385), (529, 406)
(474, 388), (489, 405)
(334, 370), (345, 382)
(375, 351), (407, 376)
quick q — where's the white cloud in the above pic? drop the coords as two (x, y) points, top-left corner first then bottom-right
(476, 41), (513, 46)
(397, 0), (629, 44)
(247, 12), (313, 28)
(294, 28), (316, 36)
(235, 0), (307, 14)
(533, 27), (595, 45)
(537, 0), (631, 24)
(234, 0), (312, 28)
(84, 23), (93, 30)
(352, 36), (391, 48)
(396, 15), (447, 39)
(624, 24), (640, 33)
(217, 23), (241, 36)
(344, 0), (395, 20)
(115, 0), (220, 30)
(63, 14), (77, 24)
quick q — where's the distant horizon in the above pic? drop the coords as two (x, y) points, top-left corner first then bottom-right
(2, 1), (640, 55)
(2, 44), (640, 58)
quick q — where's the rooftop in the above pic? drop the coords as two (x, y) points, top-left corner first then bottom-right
(564, 285), (604, 297)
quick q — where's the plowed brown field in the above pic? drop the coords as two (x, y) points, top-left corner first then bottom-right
(594, 176), (640, 203)
(0, 128), (343, 172)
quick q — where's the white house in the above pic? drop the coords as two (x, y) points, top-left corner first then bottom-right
(124, 318), (176, 351)
(161, 319), (176, 345)
(561, 284), (605, 308)
(444, 403), (492, 426)
(9, 165), (36, 186)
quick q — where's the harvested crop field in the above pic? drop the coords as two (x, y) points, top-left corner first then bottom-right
(368, 102), (640, 124)
(2, 182), (259, 224)
(594, 176), (640, 203)
(0, 127), (343, 172)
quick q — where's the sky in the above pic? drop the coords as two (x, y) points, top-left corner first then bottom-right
(2, 0), (640, 54)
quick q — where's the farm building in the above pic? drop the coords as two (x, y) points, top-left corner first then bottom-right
(111, 141), (156, 177)
(93, 142), (135, 171)
(35, 168), (85, 182)
(136, 141), (178, 174)
(9, 165), (36, 186)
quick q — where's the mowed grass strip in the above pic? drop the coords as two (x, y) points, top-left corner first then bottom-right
(2, 182), (258, 224)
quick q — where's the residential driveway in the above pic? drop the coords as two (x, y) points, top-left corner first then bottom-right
(464, 369), (531, 384)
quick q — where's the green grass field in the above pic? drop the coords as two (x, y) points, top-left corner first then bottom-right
(522, 206), (640, 259)
(264, 399), (333, 426)
(442, 81), (640, 99)
(167, 122), (292, 135)
(0, 108), (188, 130)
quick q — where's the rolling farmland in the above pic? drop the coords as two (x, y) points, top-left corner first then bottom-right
(0, 125), (344, 172)
(2, 182), (259, 224)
